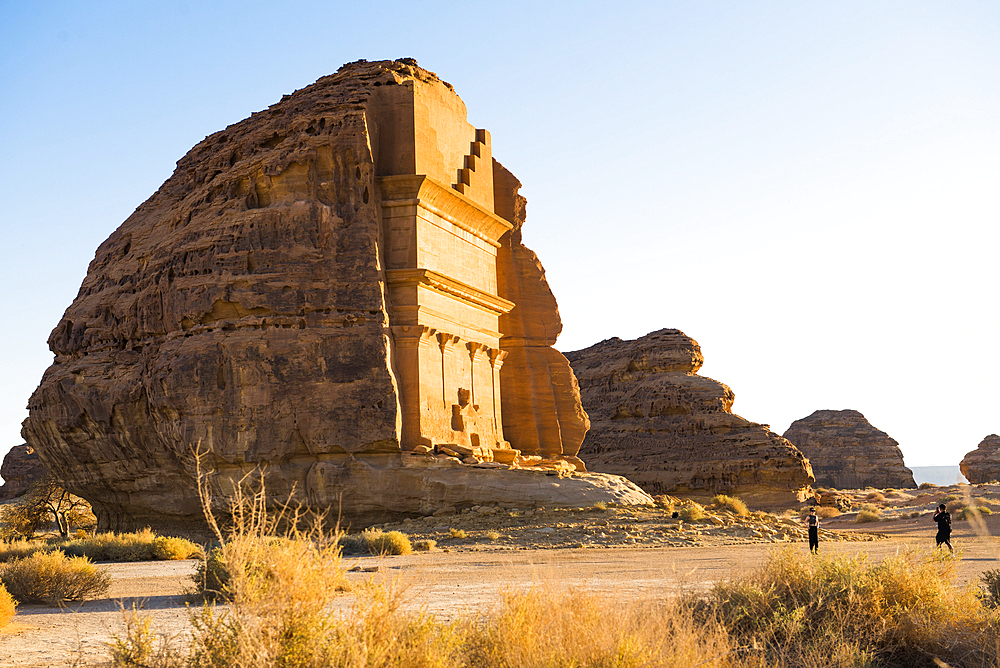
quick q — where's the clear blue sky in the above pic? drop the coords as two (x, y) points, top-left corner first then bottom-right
(2, 1), (998, 479)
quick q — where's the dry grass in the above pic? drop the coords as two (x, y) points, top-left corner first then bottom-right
(1, 550), (111, 604)
(712, 548), (1000, 667)
(816, 506), (842, 519)
(865, 491), (886, 503)
(856, 509), (882, 523)
(0, 583), (15, 627)
(679, 502), (706, 522)
(413, 539), (437, 552)
(0, 529), (202, 563)
(468, 585), (732, 668)
(341, 528), (413, 555)
(711, 494), (749, 517)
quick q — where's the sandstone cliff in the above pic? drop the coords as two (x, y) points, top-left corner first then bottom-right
(782, 410), (915, 489)
(960, 434), (1000, 484)
(565, 329), (814, 501)
(22, 59), (643, 531)
(0, 444), (47, 499)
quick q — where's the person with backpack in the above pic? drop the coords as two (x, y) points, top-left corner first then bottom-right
(805, 507), (820, 553)
(933, 503), (953, 551)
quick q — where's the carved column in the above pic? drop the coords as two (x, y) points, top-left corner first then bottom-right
(488, 348), (508, 444)
(391, 325), (436, 450)
(436, 332), (459, 407)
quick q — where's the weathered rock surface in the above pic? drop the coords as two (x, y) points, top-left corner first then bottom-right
(960, 435), (1000, 484)
(783, 410), (916, 489)
(565, 329), (814, 502)
(0, 444), (47, 499)
(22, 59), (633, 531)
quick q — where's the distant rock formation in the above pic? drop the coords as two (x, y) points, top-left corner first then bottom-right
(0, 444), (47, 499)
(960, 435), (1000, 484)
(782, 410), (915, 489)
(565, 329), (814, 502)
(21, 59), (651, 531)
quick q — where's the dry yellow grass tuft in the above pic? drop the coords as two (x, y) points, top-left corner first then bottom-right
(711, 494), (749, 517)
(0, 582), (15, 628)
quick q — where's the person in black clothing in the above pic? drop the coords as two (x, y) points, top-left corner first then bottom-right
(933, 503), (953, 551)
(805, 507), (819, 553)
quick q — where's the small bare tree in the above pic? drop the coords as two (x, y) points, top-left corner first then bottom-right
(2, 476), (94, 539)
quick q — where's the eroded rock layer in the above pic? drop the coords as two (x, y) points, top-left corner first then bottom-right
(0, 444), (47, 499)
(22, 59), (627, 530)
(783, 410), (915, 489)
(960, 435), (1000, 484)
(566, 329), (814, 501)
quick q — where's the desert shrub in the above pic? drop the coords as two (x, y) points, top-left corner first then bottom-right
(0, 583), (15, 628)
(412, 539), (437, 552)
(979, 569), (1000, 609)
(955, 505), (993, 521)
(0, 529), (199, 564)
(448, 528), (468, 540)
(0, 539), (48, 563)
(192, 547), (230, 600)
(485, 530), (501, 541)
(856, 509), (882, 523)
(919, 481), (937, 489)
(152, 535), (202, 560)
(713, 548), (997, 667)
(341, 528), (413, 555)
(711, 494), (749, 516)
(865, 491), (886, 503)
(678, 503), (705, 522)
(590, 501), (608, 511)
(816, 506), (841, 519)
(939, 493), (961, 505)
(0, 550), (110, 604)
(800, 506), (841, 520)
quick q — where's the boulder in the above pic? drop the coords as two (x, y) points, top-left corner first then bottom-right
(22, 59), (649, 531)
(783, 410), (915, 489)
(565, 329), (814, 503)
(0, 444), (47, 499)
(960, 434), (1000, 484)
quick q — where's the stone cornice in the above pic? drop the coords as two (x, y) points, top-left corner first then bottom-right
(386, 268), (514, 315)
(378, 175), (513, 248)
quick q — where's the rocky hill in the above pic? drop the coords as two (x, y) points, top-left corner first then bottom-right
(565, 329), (814, 503)
(0, 444), (46, 499)
(21, 59), (650, 531)
(960, 435), (1000, 484)
(782, 410), (915, 489)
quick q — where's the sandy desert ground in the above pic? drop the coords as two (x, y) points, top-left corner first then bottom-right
(3, 488), (999, 667)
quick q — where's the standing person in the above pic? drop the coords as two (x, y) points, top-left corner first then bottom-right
(805, 507), (820, 553)
(933, 503), (953, 551)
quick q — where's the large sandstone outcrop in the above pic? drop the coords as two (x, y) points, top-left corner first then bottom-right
(22, 59), (650, 531)
(783, 410), (915, 489)
(960, 435), (1000, 484)
(565, 329), (814, 501)
(0, 444), (47, 499)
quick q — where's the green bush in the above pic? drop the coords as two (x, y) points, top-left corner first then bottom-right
(1, 550), (111, 604)
(711, 494), (749, 516)
(0, 583), (15, 627)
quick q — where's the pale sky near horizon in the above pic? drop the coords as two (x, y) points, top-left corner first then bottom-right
(1, 1), (997, 481)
